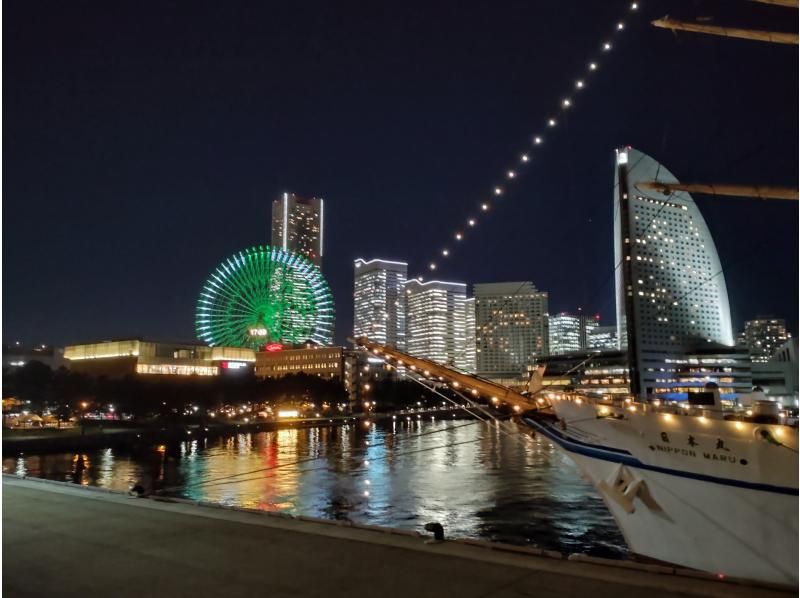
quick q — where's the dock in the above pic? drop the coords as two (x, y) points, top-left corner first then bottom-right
(2, 475), (791, 598)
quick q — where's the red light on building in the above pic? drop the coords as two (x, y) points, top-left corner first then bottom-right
(265, 343), (283, 353)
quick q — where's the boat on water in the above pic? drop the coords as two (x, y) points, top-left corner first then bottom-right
(351, 335), (799, 586)
(520, 391), (798, 586)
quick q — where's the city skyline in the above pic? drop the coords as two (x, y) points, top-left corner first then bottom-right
(5, 1), (797, 348)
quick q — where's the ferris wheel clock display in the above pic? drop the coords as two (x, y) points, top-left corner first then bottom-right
(196, 246), (334, 350)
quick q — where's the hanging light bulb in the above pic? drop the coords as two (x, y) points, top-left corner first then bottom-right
(468, 219), (476, 226)
(455, 232), (463, 240)
(429, 262), (437, 270)
(576, 80), (584, 89)
(494, 187), (503, 195)
(481, 203), (489, 211)
(617, 22), (625, 30)
(533, 136), (542, 144)
(562, 98), (571, 108)
(442, 249), (449, 256)
(521, 154), (529, 162)
(548, 119), (557, 127)
(589, 62), (597, 70)
(631, 2), (638, 10)
(603, 42), (611, 51)
(507, 170), (515, 179)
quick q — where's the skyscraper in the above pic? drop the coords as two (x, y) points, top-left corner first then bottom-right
(474, 282), (548, 377)
(739, 318), (790, 363)
(614, 147), (737, 398)
(271, 193), (324, 267)
(405, 279), (471, 371)
(463, 297), (476, 373)
(548, 312), (600, 355)
(353, 258), (408, 349)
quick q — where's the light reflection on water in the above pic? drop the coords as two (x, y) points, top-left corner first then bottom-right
(2, 419), (627, 558)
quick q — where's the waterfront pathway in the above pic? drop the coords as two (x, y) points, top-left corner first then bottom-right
(2, 476), (791, 598)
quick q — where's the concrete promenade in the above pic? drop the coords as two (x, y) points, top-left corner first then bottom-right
(2, 476), (792, 598)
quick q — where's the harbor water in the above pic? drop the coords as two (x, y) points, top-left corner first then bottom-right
(3, 418), (627, 558)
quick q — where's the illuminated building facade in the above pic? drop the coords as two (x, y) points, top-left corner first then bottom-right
(353, 258), (407, 349)
(254, 345), (343, 380)
(739, 318), (791, 363)
(614, 147), (737, 399)
(549, 313), (600, 355)
(463, 297), (476, 373)
(64, 339), (254, 377)
(405, 280), (471, 371)
(587, 325), (619, 351)
(474, 282), (548, 377)
(536, 351), (630, 396)
(271, 193), (324, 267)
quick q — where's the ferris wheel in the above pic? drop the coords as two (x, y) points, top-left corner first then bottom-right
(196, 246), (334, 350)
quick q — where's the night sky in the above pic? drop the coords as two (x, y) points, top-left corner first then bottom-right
(5, 1), (798, 348)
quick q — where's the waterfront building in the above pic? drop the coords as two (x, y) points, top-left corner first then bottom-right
(614, 147), (740, 399)
(2, 343), (64, 370)
(548, 313), (599, 355)
(751, 337), (799, 407)
(535, 346), (751, 400)
(254, 345), (343, 380)
(64, 339), (254, 377)
(353, 258), (407, 349)
(271, 193), (324, 267)
(405, 279), (471, 371)
(739, 318), (791, 363)
(587, 325), (619, 351)
(473, 282), (548, 378)
(536, 351), (630, 396)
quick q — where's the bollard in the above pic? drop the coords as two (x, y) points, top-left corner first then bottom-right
(423, 522), (445, 544)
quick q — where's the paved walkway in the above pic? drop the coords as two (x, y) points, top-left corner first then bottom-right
(2, 477), (791, 598)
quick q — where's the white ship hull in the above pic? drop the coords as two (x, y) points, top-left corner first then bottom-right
(523, 400), (798, 586)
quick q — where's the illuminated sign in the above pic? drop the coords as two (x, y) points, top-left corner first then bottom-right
(221, 361), (248, 370)
(249, 328), (268, 337)
(265, 343), (283, 352)
(277, 410), (299, 418)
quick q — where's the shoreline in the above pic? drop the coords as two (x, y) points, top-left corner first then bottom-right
(2, 407), (478, 455)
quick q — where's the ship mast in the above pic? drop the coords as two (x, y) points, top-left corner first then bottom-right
(652, 0), (797, 45)
(637, 182), (798, 201)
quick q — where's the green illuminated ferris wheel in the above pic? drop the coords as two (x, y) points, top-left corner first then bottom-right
(196, 246), (334, 349)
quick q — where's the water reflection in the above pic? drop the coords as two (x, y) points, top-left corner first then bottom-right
(3, 420), (627, 557)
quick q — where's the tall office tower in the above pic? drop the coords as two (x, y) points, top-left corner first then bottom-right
(353, 258), (408, 349)
(549, 313), (583, 355)
(549, 312), (601, 354)
(582, 314), (599, 347)
(739, 318), (790, 363)
(463, 297), (477, 373)
(587, 325), (619, 351)
(271, 193), (324, 267)
(474, 282), (548, 377)
(614, 147), (737, 398)
(405, 279), (471, 371)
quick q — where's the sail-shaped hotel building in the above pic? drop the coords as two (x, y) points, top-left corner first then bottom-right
(614, 147), (750, 400)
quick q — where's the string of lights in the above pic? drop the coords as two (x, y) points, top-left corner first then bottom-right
(425, 1), (642, 274)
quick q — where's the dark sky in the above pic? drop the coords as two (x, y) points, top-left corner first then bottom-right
(5, 0), (798, 347)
